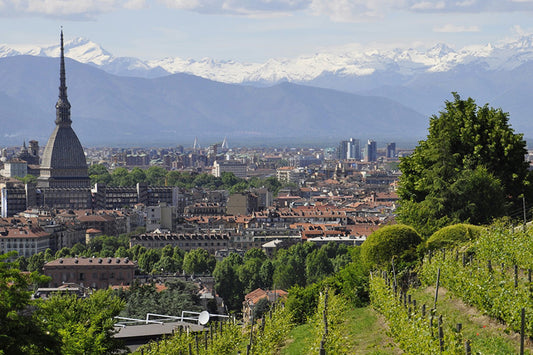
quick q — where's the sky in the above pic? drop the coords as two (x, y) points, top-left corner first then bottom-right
(1, 0), (533, 62)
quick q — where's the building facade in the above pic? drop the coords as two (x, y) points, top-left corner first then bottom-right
(44, 257), (137, 289)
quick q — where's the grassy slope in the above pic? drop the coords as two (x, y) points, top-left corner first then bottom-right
(281, 307), (400, 355)
(280, 285), (533, 354)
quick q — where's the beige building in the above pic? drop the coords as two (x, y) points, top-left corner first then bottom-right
(226, 192), (258, 216)
(0, 225), (51, 258)
(130, 233), (230, 254)
(146, 203), (177, 232)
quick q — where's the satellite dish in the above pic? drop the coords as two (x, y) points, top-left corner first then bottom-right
(198, 311), (210, 325)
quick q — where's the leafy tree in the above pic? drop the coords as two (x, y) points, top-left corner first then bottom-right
(263, 176), (282, 196)
(130, 167), (147, 184)
(259, 259), (275, 289)
(88, 164), (111, 185)
(110, 167), (133, 187)
(305, 248), (334, 284)
(213, 253), (244, 311)
(243, 248), (267, 262)
(17, 174), (37, 185)
(272, 244), (309, 289)
(398, 93), (531, 237)
(114, 246), (129, 258)
(0, 252), (59, 354)
(360, 224), (422, 269)
(152, 255), (182, 274)
(146, 166), (167, 186)
(221, 172), (241, 188)
(285, 283), (320, 324)
(252, 297), (271, 319)
(27, 252), (46, 273)
(37, 289), (125, 354)
(182, 248), (215, 275)
(238, 257), (263, 294)
(55, 247), (72, 258)
(138, 248), (161, 274)
(15, 255), (29, 271)
(87, 235), (129, 256)
(119, 280), (201, 319)
(329, 248), (369, 307)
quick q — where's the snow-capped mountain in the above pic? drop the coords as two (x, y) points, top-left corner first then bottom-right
(3, 35), (533, 143)
(3, 35), (533, 84)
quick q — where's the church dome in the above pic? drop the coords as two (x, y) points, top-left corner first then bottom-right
(38, 30), (89, 188)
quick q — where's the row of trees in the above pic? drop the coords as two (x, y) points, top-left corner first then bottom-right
(88, 165), (286, 194)
(16, 234), (354, 312)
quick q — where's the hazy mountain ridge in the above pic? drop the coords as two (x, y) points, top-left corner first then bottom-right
(0, 56), (426, 146)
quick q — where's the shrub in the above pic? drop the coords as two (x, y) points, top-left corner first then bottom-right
(426, 223), (483, 250)
(360, 224), (422, 269)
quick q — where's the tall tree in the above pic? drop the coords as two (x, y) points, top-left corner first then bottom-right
(37, 289), (125, 354)
(213, 253), (244, 311)
(182, 248), (215, 275)
(0, 252), (60, 354)
(398, 93), (530, 236)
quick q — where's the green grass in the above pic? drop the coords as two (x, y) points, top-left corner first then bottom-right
(280, 322), (314, 355)
(280, 307), (399, 355)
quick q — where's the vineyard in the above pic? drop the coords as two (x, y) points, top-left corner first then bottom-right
(369, 222), (533, 354)
(129, 222), (533, 354)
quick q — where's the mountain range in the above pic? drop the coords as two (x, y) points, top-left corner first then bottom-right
(1, 36), (533, 146)
(0, 55), (425, 146)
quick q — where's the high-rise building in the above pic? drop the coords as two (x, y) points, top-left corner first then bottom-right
(386, 143), (396, 158)
(365, 139), (377, 162)
(38, 30), (90, 189)
(337, 138), (360, 160)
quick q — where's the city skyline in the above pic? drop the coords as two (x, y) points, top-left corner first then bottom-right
(1, 1), (533, 62)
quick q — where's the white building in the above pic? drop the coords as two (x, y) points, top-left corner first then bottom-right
(1, 159), (27, 178)
(213, 160), (247, 178)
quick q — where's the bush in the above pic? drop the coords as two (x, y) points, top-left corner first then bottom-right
(360, 224), (422, 269)
(285, 283), (320, 324)
(426, 223), (483, 250)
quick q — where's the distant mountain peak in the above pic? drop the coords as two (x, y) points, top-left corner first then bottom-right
(2, 34), (533, 82)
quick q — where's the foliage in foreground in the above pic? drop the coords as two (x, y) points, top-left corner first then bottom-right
(135, 302), (294, 354)
(419, 224), (533, 337)
(0, 252), (60, 354)
(397, 93), (531, 237)
(36, 289), (126, 354)
(370, 274), (464, 354)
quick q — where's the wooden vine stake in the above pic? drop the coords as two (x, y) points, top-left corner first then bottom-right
(521, 307), (525, 355)
(434, 268), (441, 310)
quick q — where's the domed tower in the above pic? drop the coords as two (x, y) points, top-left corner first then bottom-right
(38, 30), (90, 188)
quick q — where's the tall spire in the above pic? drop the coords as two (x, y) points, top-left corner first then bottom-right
(55, 27), (72, 126)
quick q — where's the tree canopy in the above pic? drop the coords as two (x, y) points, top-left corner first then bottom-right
(397, 93), (531, 237)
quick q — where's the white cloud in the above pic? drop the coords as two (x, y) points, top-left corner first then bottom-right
(2, 0), (533, 20)
(434, 24), (480, 32)
(410, 1), (445, 10)
(0, 0), (145, 18)
(309, 0), (406, 21)
(159, 0), (310, 15)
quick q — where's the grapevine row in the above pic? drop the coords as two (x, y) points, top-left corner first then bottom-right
(370, 273), (467, 354)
